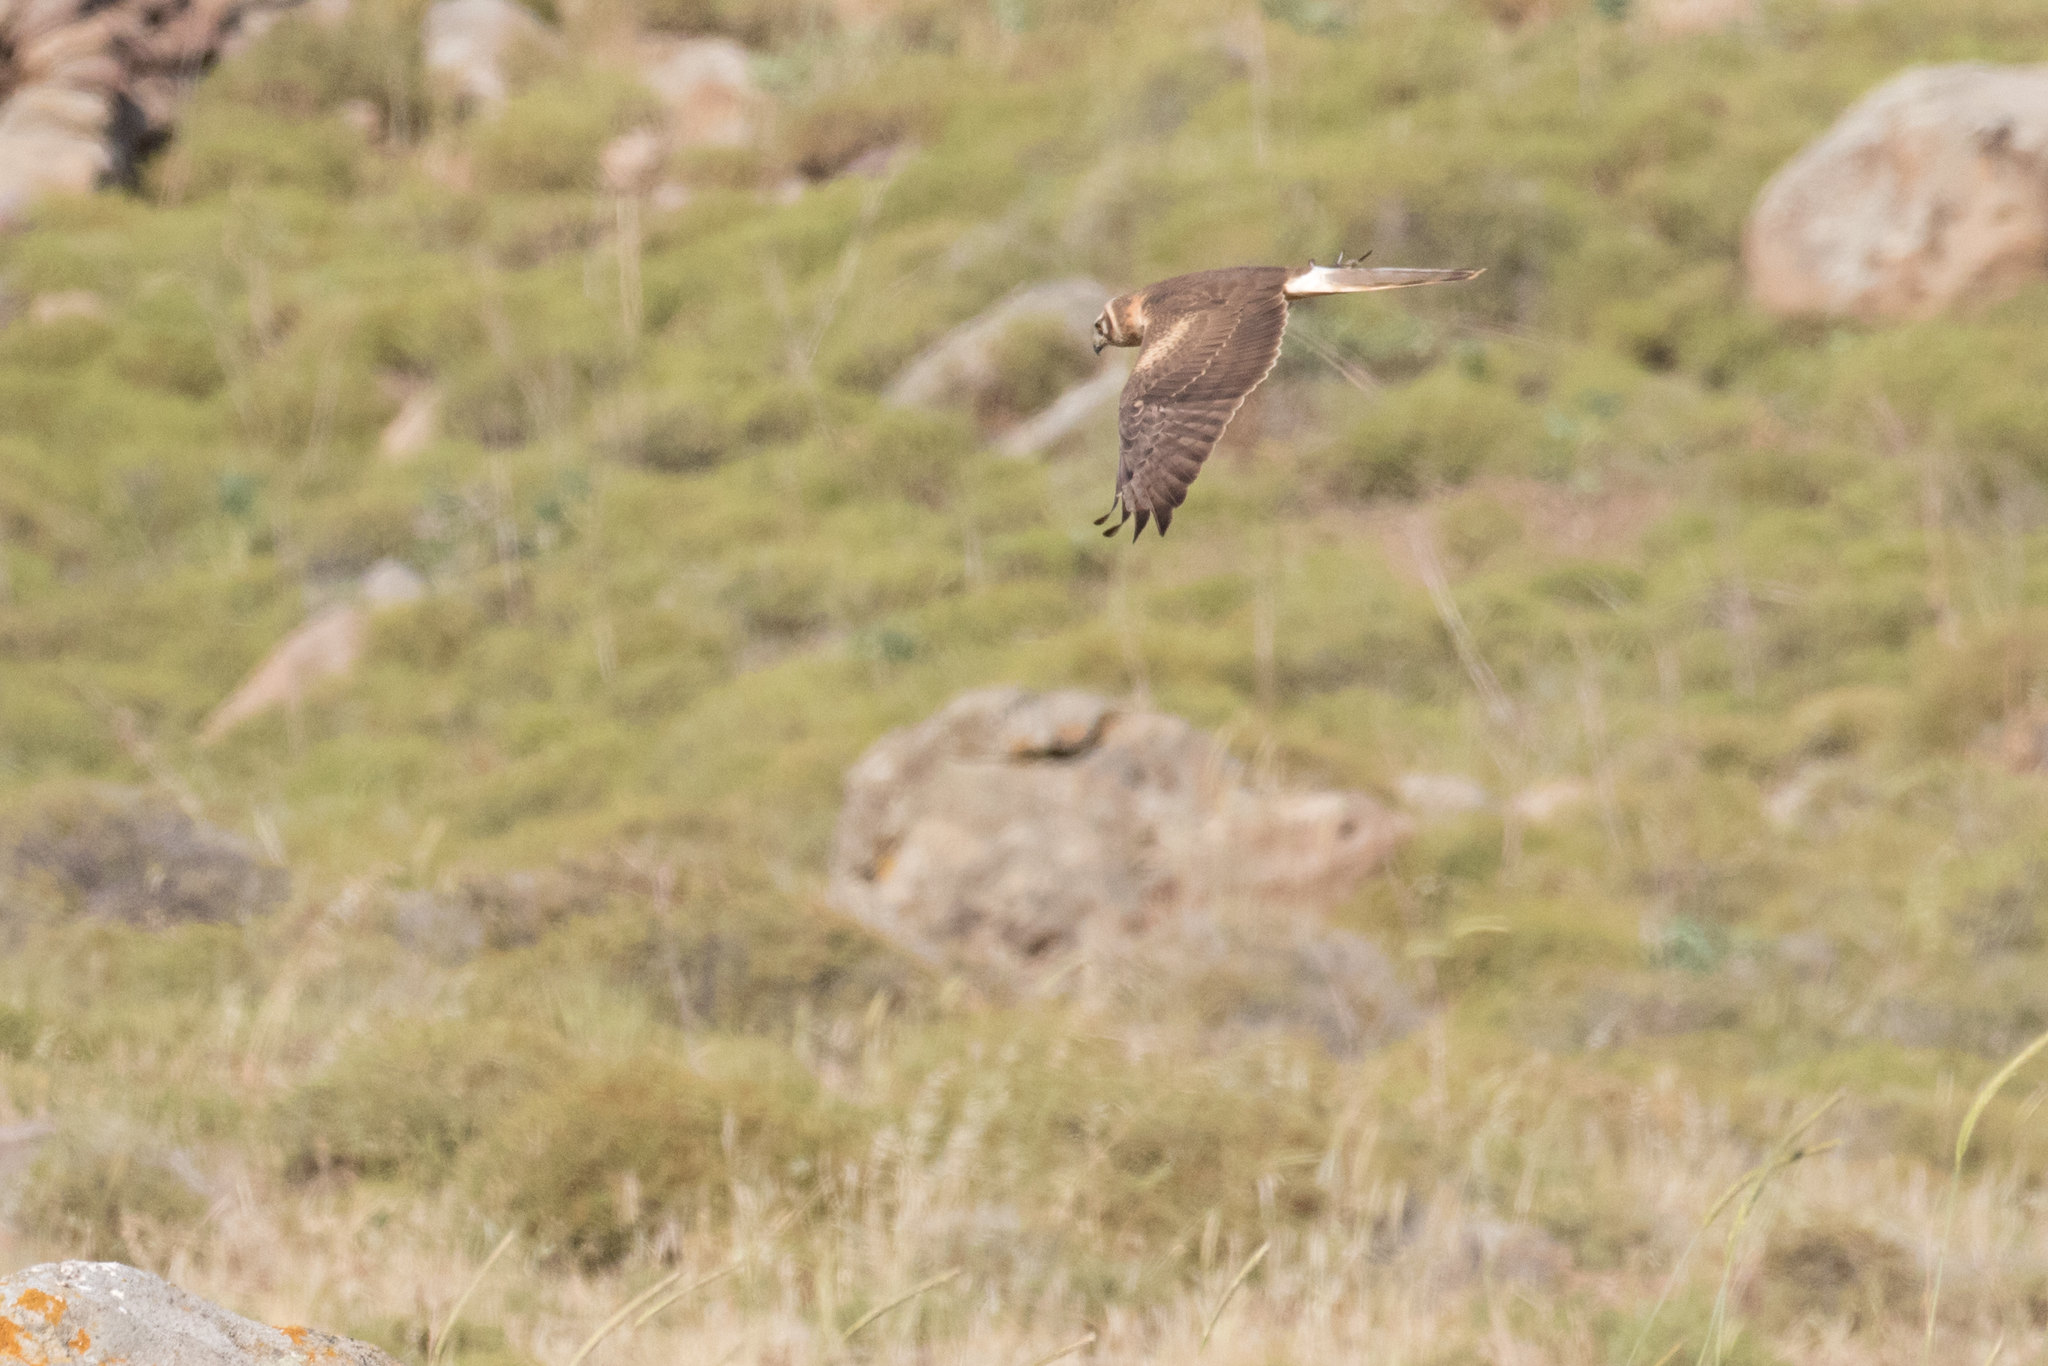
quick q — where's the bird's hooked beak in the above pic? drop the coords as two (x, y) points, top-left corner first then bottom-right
(1093, 337), (1106, 355)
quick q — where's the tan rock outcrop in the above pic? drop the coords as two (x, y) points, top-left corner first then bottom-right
(0, 0), (301, 223)
(1745, 63), (2048, 320)
(199, 559), (426, 744)
(830, 688), (1417, 1049)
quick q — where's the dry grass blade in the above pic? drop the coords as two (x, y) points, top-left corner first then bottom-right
(841, 1267), (963, 1343)
(563, 1266), (694, 1366)
(631, 1262), (738, 1331)
(428, 1230), (517, 1366)
(1697, 1095), (1841, 1366)
(1924, 1026), (2048, 1365)
(1626, 1094), (1840, 1366)
(1199, 1239), (1269, 1351)
(1953, 1027), (2048, 1171)
(1290, 326), (1380, 394)
(1022, 1331), (1098, 1366)
(1407, 520), (1518, 734)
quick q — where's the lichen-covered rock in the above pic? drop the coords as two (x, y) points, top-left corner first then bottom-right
(0, 1261), (401, 1365)
(1745, 63), (2048, 319)
(830, 688), (1417, 1047)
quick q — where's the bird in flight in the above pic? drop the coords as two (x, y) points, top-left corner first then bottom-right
(1090, 255), (1481, 538)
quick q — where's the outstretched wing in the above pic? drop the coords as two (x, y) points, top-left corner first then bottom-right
(1107, 275), (1290, 538)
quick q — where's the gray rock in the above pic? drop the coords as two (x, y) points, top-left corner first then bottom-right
(829, 688), (1416, 1046)
(886, 278), (1110, 412)
(1746, 63), (2048, 320)
(0, 1260), (400, 1365)
(358, 557), (426, 608)
(423, 0), (553, 108)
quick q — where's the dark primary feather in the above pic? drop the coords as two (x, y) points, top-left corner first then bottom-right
(1104, 267), (1291, 539)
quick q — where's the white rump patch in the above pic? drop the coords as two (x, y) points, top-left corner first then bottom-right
(1283, 264), (1483, 298)
(1284, 265), (1351, 296)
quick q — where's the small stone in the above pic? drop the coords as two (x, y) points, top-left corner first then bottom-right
(377, 380), (440, 462)
(600, 126), (665, 196)
(1397, 772), (1492, 818)
(423, 0), (553, 109)
(28, 289), (104, 323)
(1509, 778), (1592, 825)
(359, 558), (426, 609)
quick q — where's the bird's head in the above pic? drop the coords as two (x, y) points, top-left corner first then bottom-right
(1093, 295), (1143, 353)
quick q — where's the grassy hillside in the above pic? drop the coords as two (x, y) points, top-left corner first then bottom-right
(3, 0), (2048, 1360)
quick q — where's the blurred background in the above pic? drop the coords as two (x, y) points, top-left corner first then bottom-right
(1, 0), (2047, 1359)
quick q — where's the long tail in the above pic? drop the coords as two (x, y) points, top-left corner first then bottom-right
(1284, 265), (1483, 298)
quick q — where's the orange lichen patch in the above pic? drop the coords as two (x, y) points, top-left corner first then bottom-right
(279, 1326), (311, 1346)
(67, 1331), (88, 1354)
(10, 1293), (61, 1325)
(0, 1314), (27, 1361)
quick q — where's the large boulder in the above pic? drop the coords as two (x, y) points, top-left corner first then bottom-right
(0, 0), (299, 224)
(0, 1261), (400, 1365)
(1745, 64), (2048, 320)
(829, 688), (1417, 1048)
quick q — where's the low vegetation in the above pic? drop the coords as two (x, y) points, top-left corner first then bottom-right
(3, 0), (2048, 1360)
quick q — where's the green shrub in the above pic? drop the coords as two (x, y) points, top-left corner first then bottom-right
(109, 291), (226, 399)
(721, 548), (834, 636)
(0, 1003), (39, 1060)
(161, 107), (367, 199)
(202, 5), (432, 135)
(630, 0), (831, 43)
(1317, 368), (1539, 500)
(14, 1131), (211, 1262)
(280, 1018), (571, 1183)
(471, 76), (652, 194)
(1902, 618), (2048, 753)
(784, 91), (936, 181)
(475, 1044), (859, 1266)
(977, 316), (1096, 427)
(594, 395), (734, 472)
